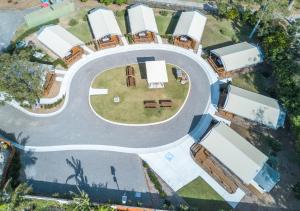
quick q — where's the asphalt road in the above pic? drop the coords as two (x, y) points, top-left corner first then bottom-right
(0, 8), (36, 51)
(0, 49), (217, 148)
(0, 47), (218, 204)
(21, 150), (152, 205)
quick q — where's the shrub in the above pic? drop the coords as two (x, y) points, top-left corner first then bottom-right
(125, 34), (133, 44)
(293, 181), (300, 199)
(42, 95), (65, 109)
(99, 0), (126, 5)
(143, 161), (167, 198)
(80, 0), (88, 2)
(53, 58), (68, 68)
(99, 0), (113, 5)
(68, 18), (78, 26)
(159, 10), (169, 16)
(114, 0), (127, 5)
(219, 27), (231, 36)
(265, 136), (282, 153)
(225, 7), (239, 20)
(83, 15), (88, 22)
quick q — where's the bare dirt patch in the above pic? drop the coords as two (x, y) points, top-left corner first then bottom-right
(44, 81), (61, 99)
(231, 123), (300, 210)
(0, 0), (39, 9)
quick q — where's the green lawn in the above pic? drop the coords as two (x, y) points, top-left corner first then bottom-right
(65, 9), (92, 43)
(231, 67), (275, 95)
(202, 15), (251, 48)
(115, 10), (127, 34)
(155, 13), (179, 35)
(90, 64), (189, 124)
(177, 177), (231, 211)
(67, 21), (92, 43)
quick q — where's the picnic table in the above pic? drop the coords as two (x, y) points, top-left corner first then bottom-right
(144, 100), (158, 108)
(159, 100), (173, 107)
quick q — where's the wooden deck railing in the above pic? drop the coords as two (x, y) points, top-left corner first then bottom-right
(43, 72), (56, 96)
(191, 144), (238, 194)
(133, 32), (155, 43)
(173, 37), (195, 49)
(98, 35), (121, 49)
(63, 46), (83, 65)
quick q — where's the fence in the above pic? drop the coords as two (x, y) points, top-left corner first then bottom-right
(128, 0), (217, 13)
(24, 1), (75, 28)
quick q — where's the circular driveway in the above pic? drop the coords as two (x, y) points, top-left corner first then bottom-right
(0, 46), (219, 148)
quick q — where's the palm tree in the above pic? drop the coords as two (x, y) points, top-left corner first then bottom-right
(72, 186), (91, 211)
(0, 179), (32, 210)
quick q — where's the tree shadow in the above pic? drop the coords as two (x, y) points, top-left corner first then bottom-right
(66, 156), (88, 189)
(21, 150), (37, 167)
(123, 9), (131, 34)
(165, 11), (181, 35)
(136, 57), (155, 79)
(203, 41), (234, 52)
(0, 129), (29, 145)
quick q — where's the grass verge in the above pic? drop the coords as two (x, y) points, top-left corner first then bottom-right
(177, 177), (231, 211)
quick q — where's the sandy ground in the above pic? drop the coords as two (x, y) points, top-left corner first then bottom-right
(44, 80), (61, 99)
(0, 0), (39, 9)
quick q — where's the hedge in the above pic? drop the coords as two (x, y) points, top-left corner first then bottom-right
(142, 161), (167, 198)
(42, 95), (65, 109)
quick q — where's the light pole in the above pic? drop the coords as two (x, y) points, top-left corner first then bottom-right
(249, 0), (270, 39)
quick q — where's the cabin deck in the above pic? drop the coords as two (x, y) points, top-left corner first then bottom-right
(63, 46), (83, 65)
(133, 32), (155, 43)
(97, 35), (121, 50)
(191, 143), (238, 194)
(173, 36), (195, 49)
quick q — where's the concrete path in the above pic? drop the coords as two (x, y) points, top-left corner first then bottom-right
(156, 35), (163, 44)
(121, 36), (128, 46)
(89, 88), (108, 95)
(82, 45), (94, 54)
(55, 69), (67, 75)
(139, 136), (245, 208)
(55, 76), (64, 82)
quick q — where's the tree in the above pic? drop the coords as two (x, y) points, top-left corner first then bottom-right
(0, 47), (44, 105)
(72, 187), (91, 211)
(293, 181), (300, 199)
(99, 0), (113, 5)
(0, 181), (32, 210)
(114, 0), (127, 5)
(226, 7), (239, 20)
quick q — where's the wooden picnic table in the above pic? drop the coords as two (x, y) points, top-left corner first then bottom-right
(159, 99), (172, 107)
(144, 100), (158, 108)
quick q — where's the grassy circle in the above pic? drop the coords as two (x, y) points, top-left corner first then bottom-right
(90, 63), (189, 124)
